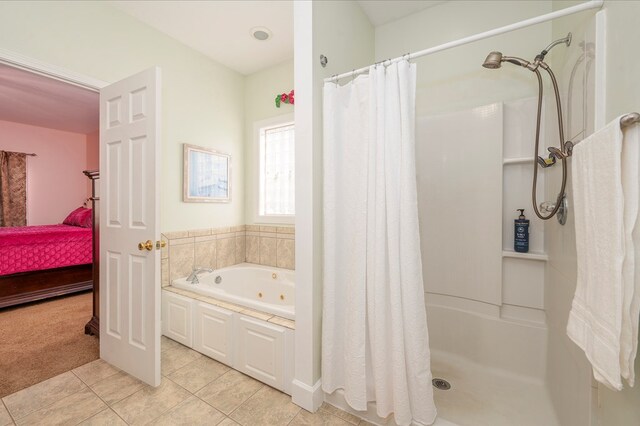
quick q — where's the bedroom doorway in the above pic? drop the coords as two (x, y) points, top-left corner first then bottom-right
(0, 61), (100, 397)
(0, 54), (163, 390)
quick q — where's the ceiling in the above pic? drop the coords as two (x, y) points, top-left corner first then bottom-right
(0, 64), (98, 134)
(357, 1), (447, 27)
(109, 1), (448, 75)
(111, 1), (294, 76)
(0, 1), (449, 135)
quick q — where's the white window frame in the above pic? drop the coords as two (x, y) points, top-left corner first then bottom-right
(253, 114), (295, 224)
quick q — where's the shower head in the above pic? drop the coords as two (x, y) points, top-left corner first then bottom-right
(482, 52), (532, 70)
(482, 51), (503, 69)
(484, 34), (570, 71)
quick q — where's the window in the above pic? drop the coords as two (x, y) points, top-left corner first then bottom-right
(258, 121), (295, 219)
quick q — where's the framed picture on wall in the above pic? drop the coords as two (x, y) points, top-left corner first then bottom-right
(183, 144), (231, 203)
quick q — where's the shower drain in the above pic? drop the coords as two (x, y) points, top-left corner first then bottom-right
(432, 378), (451, 390)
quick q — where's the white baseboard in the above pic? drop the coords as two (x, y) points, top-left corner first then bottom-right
(292, 379), (323, 412)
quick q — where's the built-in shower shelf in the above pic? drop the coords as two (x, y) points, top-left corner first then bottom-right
(503, 157), (534, 165)
(502, 250), (548, 261)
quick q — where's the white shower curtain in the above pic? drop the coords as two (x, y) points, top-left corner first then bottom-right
(322, 60), (437, 426)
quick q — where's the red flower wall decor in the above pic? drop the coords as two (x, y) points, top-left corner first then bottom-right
(275, 90), (294, 107)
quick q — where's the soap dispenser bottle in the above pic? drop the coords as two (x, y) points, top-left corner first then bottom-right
(514, 209), (530, 253)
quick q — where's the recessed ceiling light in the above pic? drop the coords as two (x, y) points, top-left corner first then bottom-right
(251, 27), (272, 41)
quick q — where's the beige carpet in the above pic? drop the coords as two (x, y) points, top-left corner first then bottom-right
(0, 291), (99, 398)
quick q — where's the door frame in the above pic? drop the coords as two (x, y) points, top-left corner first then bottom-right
(0, 50), (107, 330)
(0, 48), (108, 92)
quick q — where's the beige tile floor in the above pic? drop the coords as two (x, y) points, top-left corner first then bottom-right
(0, 337), (373, 426)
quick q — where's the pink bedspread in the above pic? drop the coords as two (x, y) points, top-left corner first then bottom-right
(0, 224), (92, 276)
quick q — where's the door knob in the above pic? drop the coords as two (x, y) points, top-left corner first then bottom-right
(138, 240), (153, 251)
(156, 240), (166, 250)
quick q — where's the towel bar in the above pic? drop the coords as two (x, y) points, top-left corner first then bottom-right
(620, 112), (640, 129)
(563, 112), (639, 156)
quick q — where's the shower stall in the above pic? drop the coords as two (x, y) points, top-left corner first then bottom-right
(412, 8), (602, 426)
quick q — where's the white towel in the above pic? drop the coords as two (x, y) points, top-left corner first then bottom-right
(567, 116), (640, 391)
(620, 122), (640, 386)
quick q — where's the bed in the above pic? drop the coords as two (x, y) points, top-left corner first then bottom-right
(0, 223), (93, 308)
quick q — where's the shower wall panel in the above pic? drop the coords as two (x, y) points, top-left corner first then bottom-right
(502, 97), (545, 254)
(418, 98), (549, 380)
(545, 7), (597, 426)
(417, 102), (503, 306)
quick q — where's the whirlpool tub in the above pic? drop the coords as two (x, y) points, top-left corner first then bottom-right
(172, 263), (295, 320)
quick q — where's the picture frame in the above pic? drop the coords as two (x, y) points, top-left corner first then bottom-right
(183, 144), (231, 203)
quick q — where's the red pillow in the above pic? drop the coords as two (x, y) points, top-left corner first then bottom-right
(63, 207), (93, 228)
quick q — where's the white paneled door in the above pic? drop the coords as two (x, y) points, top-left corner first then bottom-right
(99, 67), (162, 386)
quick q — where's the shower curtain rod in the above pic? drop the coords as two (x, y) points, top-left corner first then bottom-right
(325, 0), (604, 83)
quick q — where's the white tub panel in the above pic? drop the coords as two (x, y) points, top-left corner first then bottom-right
(236, 315), (285, 390)
(162, 289), (295, 395)
(194, 302), (234, 365)
(162, 291), (193, 348)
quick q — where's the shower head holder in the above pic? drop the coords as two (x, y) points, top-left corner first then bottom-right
(547, 146), (571, 160)
(538, 145), (572, 168)
(535, 32), (572, 63)
(537, 155), (556, 168)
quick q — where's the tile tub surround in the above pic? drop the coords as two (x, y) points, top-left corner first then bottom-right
(246, 225), (295, 269)
(162, 226), (247, 285)
(0, 342), (369, 426)
(162, 225), (295, 287)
